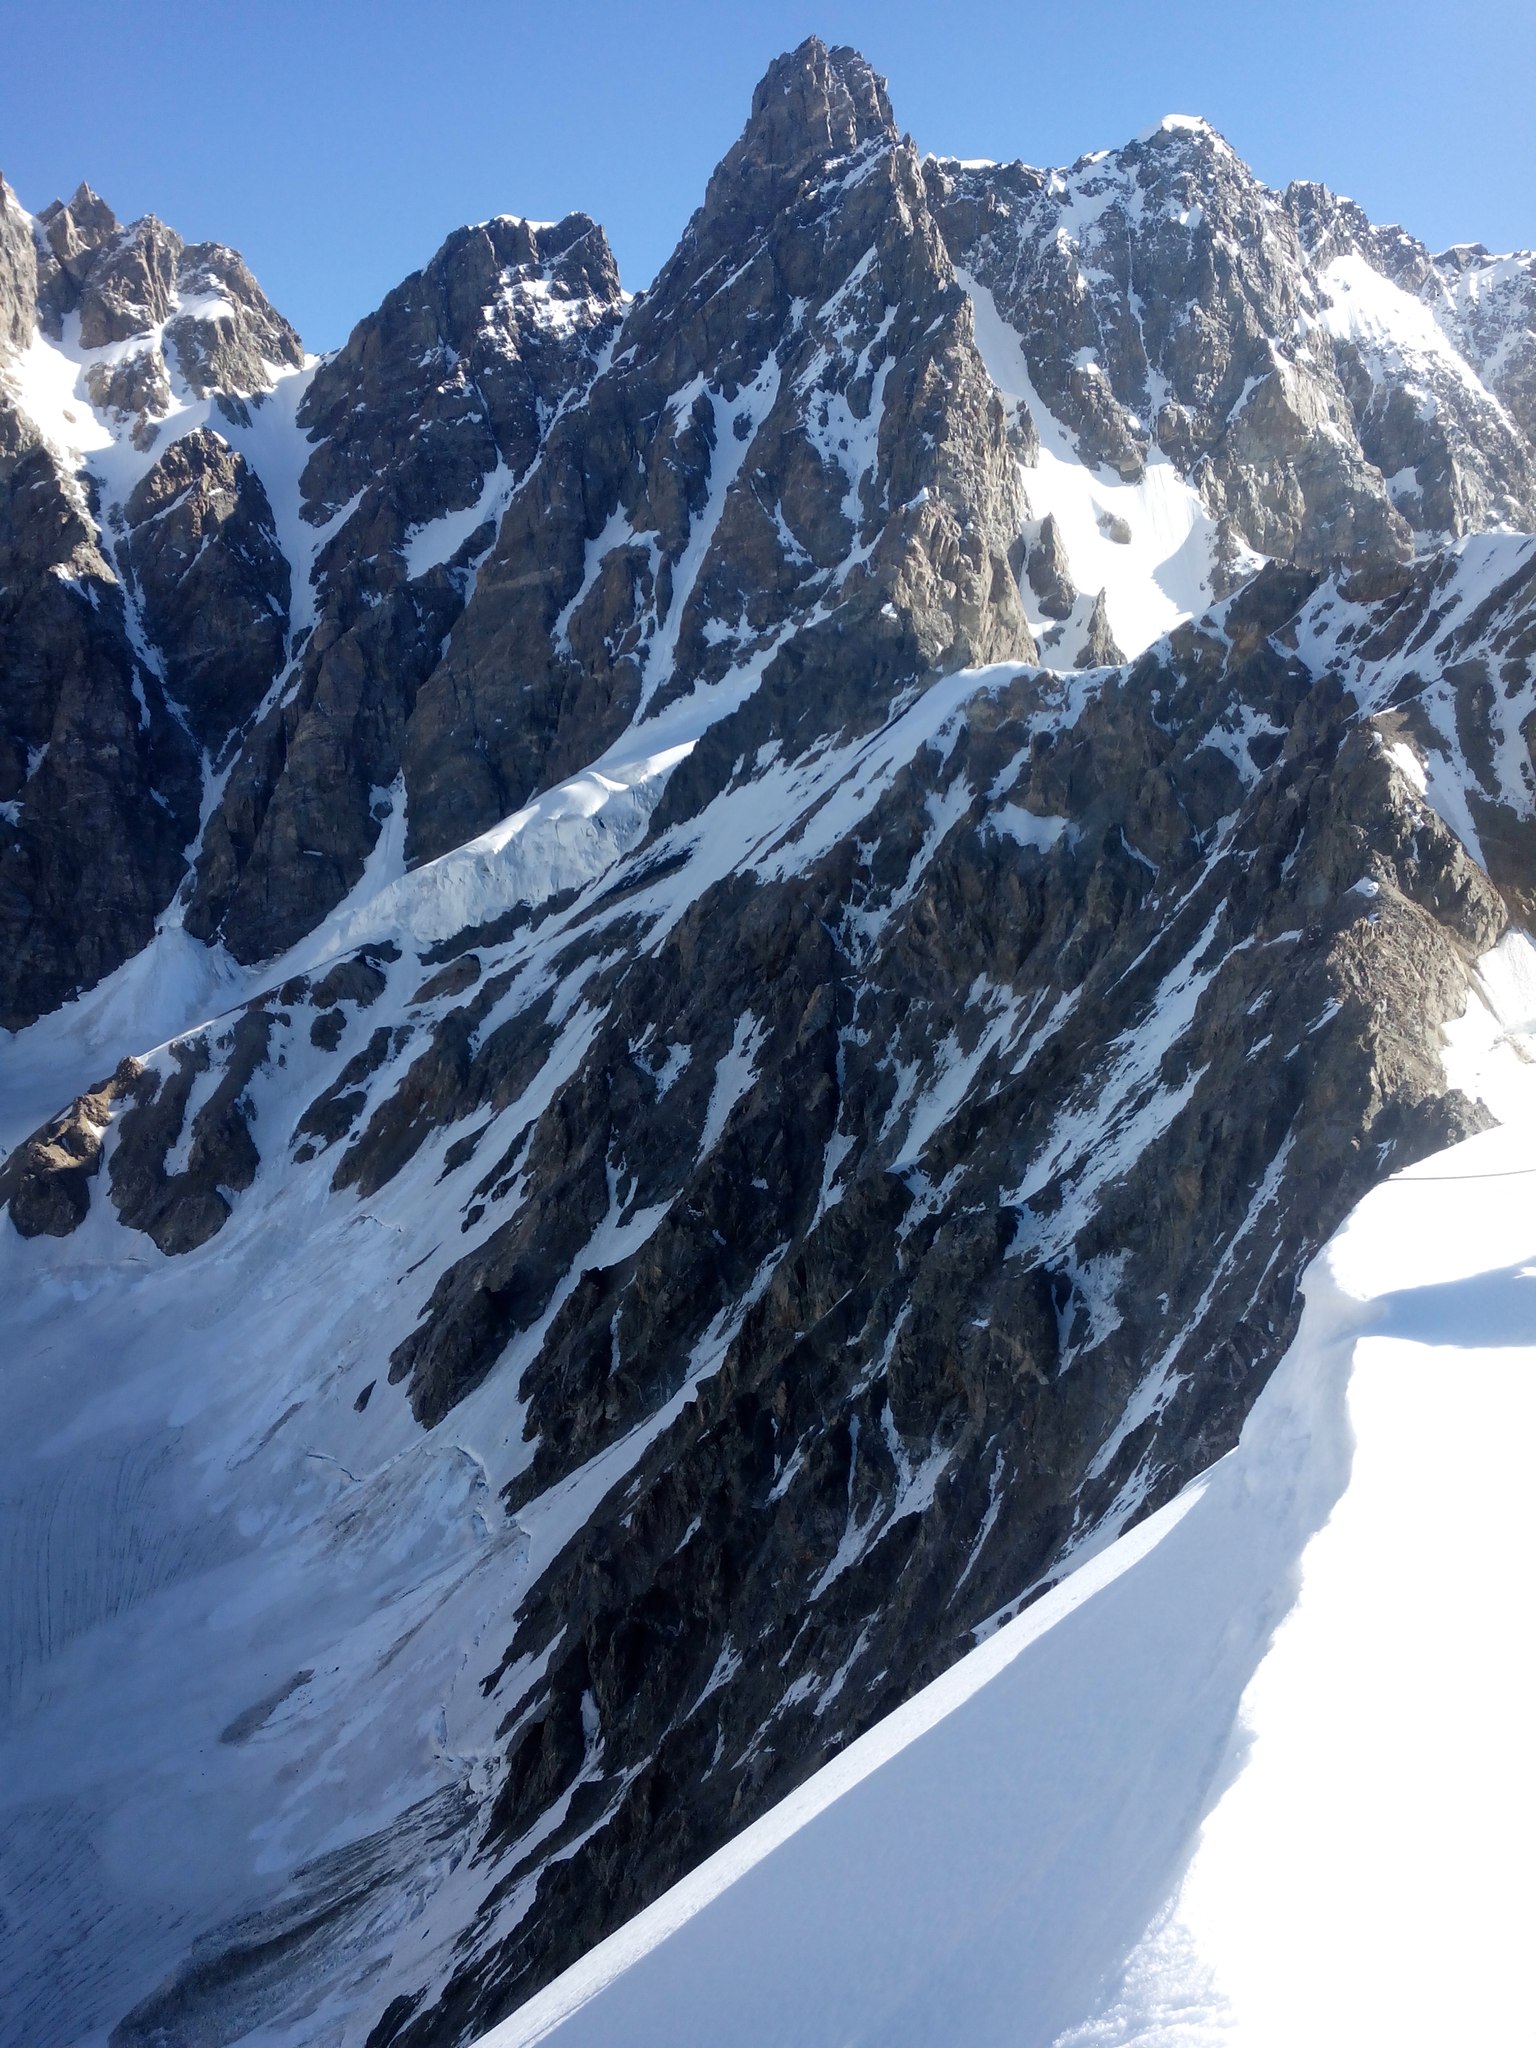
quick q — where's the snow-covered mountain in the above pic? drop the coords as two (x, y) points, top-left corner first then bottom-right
(1, 36), (1533, 2048)
(477, 970), (1536, 2046)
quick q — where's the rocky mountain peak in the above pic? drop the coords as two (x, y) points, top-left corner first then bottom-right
(0, 172), (312, 1028)
(397, 42), (1030, 870)
(296, 207), (622, 527)
(177, 205), (627, 966)
(20, 181), (305, 406)
(1126, 111), (1247, 176)
(927, 131), (1413, 602)
(1133, 112), (1226, 146)
(700, 37), (897, 234)
(36, 178), (118, 273)
(35, 192), (171, 344)
(927, 108), (1536, 598)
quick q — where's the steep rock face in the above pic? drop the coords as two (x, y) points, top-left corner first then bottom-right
(1287, 181), (1536, 538)
(182, 213), (625, 964)
(122, 427), (291, 750)
(0, 172), (36, 350)
(0, 1059), (136, 1235)
(400, 39), (1033, 865)
(926, 132), (1536, 661)
(0, 176), (303, 1027)
(0, 443), (200, 1027)
(926, 124), (1412, 587)
(0, 185), (205, 1027)
(299, 212), (622, 566)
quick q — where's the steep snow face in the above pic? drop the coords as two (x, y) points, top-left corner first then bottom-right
(1282, 187), (1536, 457)
(1314, 250), (1502, 409)
(472, 949), (1536, 2048)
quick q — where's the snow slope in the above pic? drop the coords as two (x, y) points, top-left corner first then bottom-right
(477, 942), (1536, 2048)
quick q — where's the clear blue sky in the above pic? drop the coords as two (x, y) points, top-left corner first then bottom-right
(2, 0), (1531, 352)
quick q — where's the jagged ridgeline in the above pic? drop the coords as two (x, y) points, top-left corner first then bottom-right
(1, 36), (1534, 2048)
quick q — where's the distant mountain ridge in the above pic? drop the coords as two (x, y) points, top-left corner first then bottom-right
(4, 52), (1534, 1037)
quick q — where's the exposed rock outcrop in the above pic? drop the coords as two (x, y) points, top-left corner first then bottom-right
(123, 427), (291, 750)
(927, 127), (1414, 584)
(1077, 587), (1123, 666)
(182, 213), (626, 963)
(0, 1063), (132, 1234)
(1027, 511), (1077, 618)
(33, 182), (302, 413)
(0, 172), (37, 351)
(0, 394), (201, 1028)
(400, 39), (1034, 866)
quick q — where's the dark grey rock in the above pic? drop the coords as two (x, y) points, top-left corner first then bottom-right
(123, 427), (290, 751)
(401, 37), (1033, 866)
(181, 213), (625, 964)
(1077, 588), (1123, 666)
(1026, 512), (1076, 618)
(0, 173), (37, 352)
(0, 406), (200, 1029)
